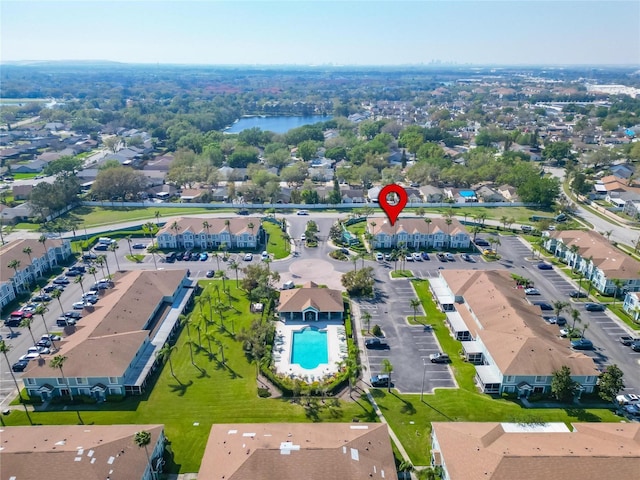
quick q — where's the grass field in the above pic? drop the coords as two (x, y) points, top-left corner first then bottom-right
(261, 220), (289, 259)
(391, 270), (413, 278)
(60, 206), (225, 228)
(4, 280), (376, 473)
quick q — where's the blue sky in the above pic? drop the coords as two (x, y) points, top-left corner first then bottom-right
(2, 1), (639, 65)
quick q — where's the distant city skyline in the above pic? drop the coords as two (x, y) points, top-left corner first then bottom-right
(1, 1), (639, 66)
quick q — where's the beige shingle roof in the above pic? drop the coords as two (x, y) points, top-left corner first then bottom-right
(432, 422), (640, 480)
(157, 216), (261, 236)
(440, 270), (598, 376)
(198, 423), (397, 480)
(369, 217), (467, 236)
(0, 424), (164, 480)
(550, 230), (640, 279)
(0, 237), (65, 281)
(278, 285), (344, 313)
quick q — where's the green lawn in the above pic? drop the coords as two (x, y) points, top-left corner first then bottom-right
(370, 279), (625, 465)
(11, 172), (40, 180)
(5, 281), (376, 473)
(391, 270), (413, 278)
(261, 220), (289, 259)
(607, 303), (640, 331)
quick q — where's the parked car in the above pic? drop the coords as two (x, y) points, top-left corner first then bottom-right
(205, 270), (215, 278)
(365, 337), (389, 349)
(370, 374), (390, 387)
(27, 345), (50, 355)
(436, 253), (447, 262)
(405, 254), (413, 262)
(375, 252), (384, 261)
(537, 262), (553, 270)
(559, 328), (571, 338)
(132, 243), (147, 249)
(19, 352), (41, 361)
(244, 253), (253, 261)
(32, 293), (51, 302)
(300, 234), (306, 241)
(616, 394), (640, 405)
(475, 239), (490, 247)
(56, 317), (76, 327)
(532, 301), (553, 311)
(82, 252), (98, 260)
(585, 303), (606, 312)
(282, 280), (295, 290)
(524, 288), (541, 295)
(429, 352), (450, 363)
(632, 340), (640, 352)
(460, 253), (472, 262)
(84, 295), (99, 305)
(199, 252), (208, 261)
(412, 252), (422, 261)
(71, 265), (86, 273)
(543, 316), (567, 326)
(261, 251), (270, 261)
(421, 252), (430, 260)
(384, 253), (391, 261)
(36, 338), (51, 348)
(53, 276), (70, 285)
(190, 252), (200, 261)
(237, 209), (250, 215)
(64, 311), (82, 319)
(72, 301), (87, 310)
(445, 253), (455, 261)
(569, 290), (588, 298)
(12, 360), (29, 372)
(623, 404), (640, 416)
(620, 336), (637, 346)
(43, 284), (63, 293)
(296, 210), (309, 215)
(41, 333), (62, 342)
(571, 338), (594, 350)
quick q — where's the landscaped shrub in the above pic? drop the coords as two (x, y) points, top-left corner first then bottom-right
(106, 394), (125, 403)
(372, 324), (382, 337)
(257, 387), (272, 398)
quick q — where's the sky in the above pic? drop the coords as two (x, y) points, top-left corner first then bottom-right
(1, 0), (639, 66)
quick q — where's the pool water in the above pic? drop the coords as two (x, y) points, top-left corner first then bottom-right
(291, 328), (328, 369)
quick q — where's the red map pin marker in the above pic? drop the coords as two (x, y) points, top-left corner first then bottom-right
(378, 184), (408, 226)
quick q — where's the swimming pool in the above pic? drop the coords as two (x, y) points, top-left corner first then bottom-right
(291, 327), (328, 369)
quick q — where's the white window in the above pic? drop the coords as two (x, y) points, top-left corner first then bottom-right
(108, 377), (118, 384)
(56, 378), (66, 385)
(505, 376), (515, 383)
(26, 378), (36, 385)
(585, 376), (595, 383)
(79, 388), (90, 395)
(535, 376), (546, 383)
(76, 377), (88, 385)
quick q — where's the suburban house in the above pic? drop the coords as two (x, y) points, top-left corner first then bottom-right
(277, 281), (344, 322)
(11, 159), (46, 173)
(0, 424), (166, 480)
(367, 217), (471, 250)
(431, 269), (599, 396)
(497, 184), (518, 201)
(0, 238), (72, 308)
(419, 185), (445, 203)
(544, 230), (640, 295)
(431, 422), (640, 480)
(20, 269), (193, 399)
(198, 423), (397, 480)
(156, 217), (262, 250)
(622, 291), (640, 321)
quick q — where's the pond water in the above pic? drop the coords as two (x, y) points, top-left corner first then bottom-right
(224, 115), (332, 134)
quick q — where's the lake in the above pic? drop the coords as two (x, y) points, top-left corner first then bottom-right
(224, 115), (332, 134)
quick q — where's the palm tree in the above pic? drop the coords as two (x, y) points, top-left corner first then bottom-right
(216, 338), (226, 365)
(143, 222), (158, 247)
(0, 340), (32, 423)
(147, 244), (159, 270)
(351, 255), (358, 272)
(553, 300), (569, 320)
(50, 355), (73, 401)
(500, 216), (508, 230)
(22, 245), (33, 265)
(203, 330), (217, 356)
(95, 255), (106, 277)
(362, 311), (372, 333)
(581, 322), (590, 339)
(202, 220), (211, 249)
(156, 343), (177, 379)
(424, 217), (432, 245)
(229, 260), (240, 287)
(38, 234), (51, 270)
(8, 259), (22, 292)
(568, 244), (580, 272)
(34, 304), (56, 350)
(213, 252), (221, 270)
(170, 221), (182, 248)
(109, 243), (120, 272)
(74, 274), (86, 297)
(125, 235), (133, 257)
(154, 210), (161, 226)
(410, 298), (422, 323)
(382, 358), (394, 393)
(612, 278), (626, 306)
(603, 230), (613, 242)
(570, 308), (582, 333)
(444, 218), (453, 249)
(493, 237), (501, 254)
(133, 430), (155, 480)
(20, 316), (37, 344)
(101, 254), (111, 278)
(88, 266), (98, 284)
(51, 288), (64, 314)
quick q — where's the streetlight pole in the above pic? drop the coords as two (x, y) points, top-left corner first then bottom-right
(420, 359), (428, 402)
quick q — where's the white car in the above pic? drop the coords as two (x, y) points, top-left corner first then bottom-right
(559, 328), (570, 337)
(412, 252), (422, 261)
(261, 251), (269, 261)
(243, 253), (253, 261)
(405, 254), (413, 262)
(300, 234), (306, 241)
(27, 346), (50, 355)
(524, 288), (541, 295)
(19, 352), (40, 361)
(375, 252), (384, 261)
(616, 394), (640, 405)
(41, 334), (62, 342)
(72, 301), (87, 310)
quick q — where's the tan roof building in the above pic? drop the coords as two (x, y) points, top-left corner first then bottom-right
(199, 423), (397, 480)
(156, 216), (261, 250)
(22, 269), (192, 399)
(432, 422), (640, 480)
(278, 281), (344, 322)
(0, 424), (165, 480)
(545, 229), (640, 294)
(437, 270), (598, 395)
(368, 217), (470, 250)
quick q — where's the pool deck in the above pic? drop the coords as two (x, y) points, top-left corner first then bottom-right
(273, 319), (347, 383)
